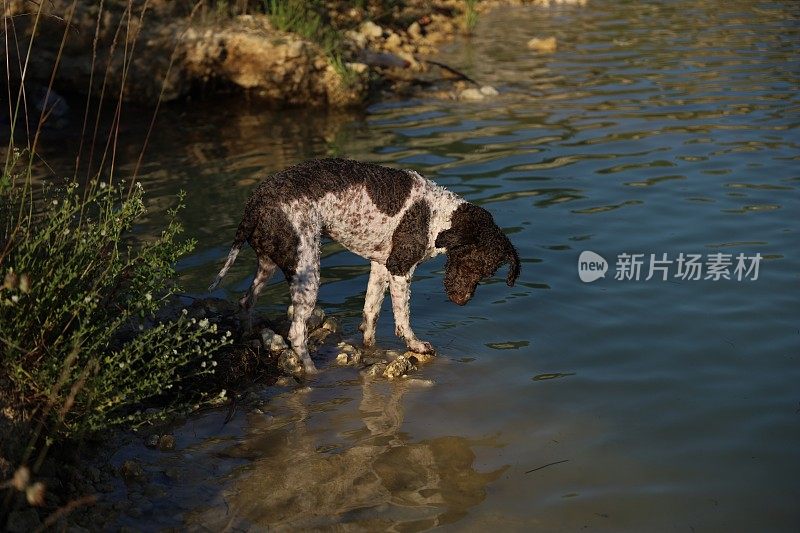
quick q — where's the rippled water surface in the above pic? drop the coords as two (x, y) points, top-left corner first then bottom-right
(35, 0), (800, 530)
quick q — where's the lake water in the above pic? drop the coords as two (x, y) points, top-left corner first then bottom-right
(35, 0), (800, 530)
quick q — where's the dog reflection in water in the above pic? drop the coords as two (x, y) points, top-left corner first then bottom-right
(186, 379), (507, 529)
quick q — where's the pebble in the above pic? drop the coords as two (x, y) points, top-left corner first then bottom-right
(480, 85), (499, 96)
(459, 88), (485, 100)
(360, 20), (384, 39)
(527, 36), (557, 53)
(145, 434), (160, 448)
(322, 316), (339, 333)
(260, 328), (287, 352)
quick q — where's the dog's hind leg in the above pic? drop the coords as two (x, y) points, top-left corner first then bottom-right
(388, 270), (435, 355)
(287, 240), (321, 375)
(360, 261), (390, 347)
(239, 257), (277, 331)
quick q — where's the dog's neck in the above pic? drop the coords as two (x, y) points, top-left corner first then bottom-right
(408, 173), (466, 258)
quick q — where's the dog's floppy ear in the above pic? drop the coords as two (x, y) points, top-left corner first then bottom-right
(505, 237), (521, 287)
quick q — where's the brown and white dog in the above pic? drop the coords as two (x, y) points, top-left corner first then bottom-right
(210, 158), (520, 374)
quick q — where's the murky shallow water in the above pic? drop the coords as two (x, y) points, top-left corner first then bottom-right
(28, 0), (800, 530)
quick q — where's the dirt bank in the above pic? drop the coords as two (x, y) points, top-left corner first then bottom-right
(3, 0), (548, 108)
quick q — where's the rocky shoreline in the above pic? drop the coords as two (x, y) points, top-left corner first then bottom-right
(2, 0), (556, 109)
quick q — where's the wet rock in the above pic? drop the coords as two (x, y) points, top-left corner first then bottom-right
(277, 348), (304, 377)
(527, 36), (557, 53)
(120, 460), (144, 483)
(308, 327), (331, 345)
(459, 88), (485, 100)
(322, 317), (339, 333)
(260, 328), (288, 352)
(157, 434), (176, 451)
(405, 351), (435, 365)
(363, 363), (388, 378)
(336, 351), (362, 366)
(480, 85), (499, 96)
(274, 376), (297, 388)
(337, 342), (360, 354)
(144, 434), (160, 448)
(383, 355), (417, 380)
(6, 508), (41, 533)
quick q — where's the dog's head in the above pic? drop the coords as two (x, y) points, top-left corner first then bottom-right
(435, 204), (520, 306)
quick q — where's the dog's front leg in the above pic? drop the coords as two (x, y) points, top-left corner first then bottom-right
(287, 254), (320, 375)
(360, 261), (390, 347)
(388, 272), (435, 355)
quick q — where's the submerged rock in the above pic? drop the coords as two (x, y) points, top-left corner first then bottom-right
(120, 460), (144, 483)
(383, 355), (417, 380)
(527, 36), (558, 53)
(157, 434), (176, 451)
(260, 328), (288, 353)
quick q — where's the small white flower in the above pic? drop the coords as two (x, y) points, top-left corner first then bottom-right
(138, 324), (144, 331)
(99, 181), (106, 189)
(100, 230), (107, 237)
(212, 361), (218, 367)
(181, 309), (188, 315)
(52, 199), (58, 205)
(84, 296), (91, 303)
(219, 389), (227, 398)
(198, 318), (209, 329)
(119, 362), (125, 368)
(225, 330), (231, 338)
(64, 228), (70, 235)
(201, 362), (206, 368)
(145, 293), (152, 301)
(11, 295), (19, 303)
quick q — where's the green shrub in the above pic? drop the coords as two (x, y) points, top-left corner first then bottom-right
(463, 0), (479, 34)
(0, 151), (231, 439)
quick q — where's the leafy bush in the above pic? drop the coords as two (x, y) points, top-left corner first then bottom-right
(0, 152), (231, 439)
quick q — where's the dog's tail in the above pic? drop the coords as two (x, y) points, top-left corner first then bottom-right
(208, 217), (252, 291)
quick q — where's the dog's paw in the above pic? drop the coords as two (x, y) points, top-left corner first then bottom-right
(407, 340), (436, 355)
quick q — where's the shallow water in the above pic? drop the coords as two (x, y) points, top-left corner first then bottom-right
(32, 0), (800, 530)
